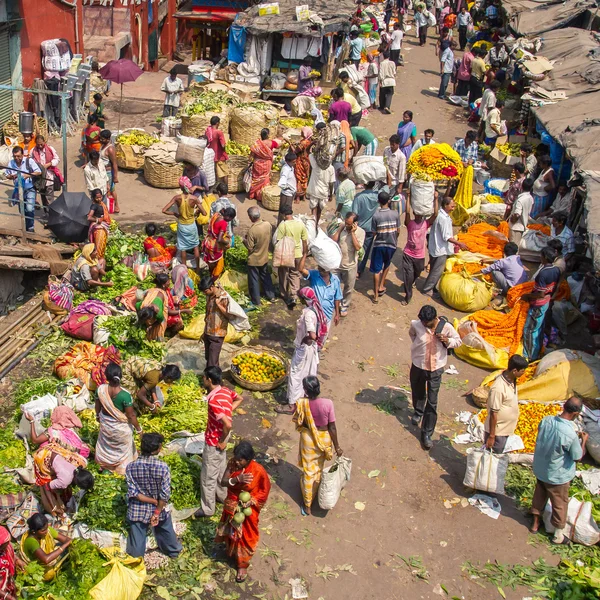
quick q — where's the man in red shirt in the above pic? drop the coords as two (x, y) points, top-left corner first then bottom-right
(195, 366), (244, 517)
(205, 116), (228, 184)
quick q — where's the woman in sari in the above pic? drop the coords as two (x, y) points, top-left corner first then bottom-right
(25, 406), (90, 458)
(33, 442), (93, 517)
(87, 188), (111, 258)
(156, 271), (191, 334)
(95, 363), (140, 475)
(203, 206), (236, 280)
(249, 128), (279, 201)
(276, 287), (328, 415)
(171, 263), (198, 309)
(19, 514), (71, 582)
(291, 127), (313, 203)
(293, 376), (343, 516)
(397, 110), (417, 161)
(82, 113), (102, 161)
(215, 441), (271, 583)
(0, 526), (23, 600)
(143, 222), (176, 267)
(136, 284), (170, 341)
(162, 177), (205, 267)
(70, 243), (113, 292)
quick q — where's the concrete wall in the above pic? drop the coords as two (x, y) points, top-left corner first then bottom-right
(83, 5), (130, 37)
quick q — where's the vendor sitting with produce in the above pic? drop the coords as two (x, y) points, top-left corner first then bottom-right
(33, 442), (94, 518)
(130, 361), (181, 412)
(155, 271), (192, 335)
(20, 513), (71, 579)
(143, 222), (176, 267)
(479, 241), (528, 297)
(26, 406), (90, 458)
(70, 243), (113, 292)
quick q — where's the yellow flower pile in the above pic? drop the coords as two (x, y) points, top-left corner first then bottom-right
(232, 352), (286, 384)
(478, 402), (562, 453)
(496, 142), (521, 157)
(407, 143), (464, 181)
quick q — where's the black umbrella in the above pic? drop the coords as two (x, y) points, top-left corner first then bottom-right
(47, 191), (92, 243)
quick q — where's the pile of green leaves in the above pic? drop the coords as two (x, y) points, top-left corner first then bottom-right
(0, 424), (26, 469)
(78, 408), (99, 448)
(76, 471), (128, 533)
(504, 464), (537, 509)
(17, 539), (110, 600)
(90, 263), (155, 304)
(0, 472), (21, 494)
(104, 224), (145, 269)
(101, 314), (166, 361)
(181, 90), (239, 116)
(224, 237), (249, 273)
(13, 376), (59, 408)
(162, 453), (201, 509)
(139, 372), (208, 440)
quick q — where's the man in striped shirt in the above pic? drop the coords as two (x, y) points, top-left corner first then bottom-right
(370, 190), (400, 304)
(195, 366), (244, 518)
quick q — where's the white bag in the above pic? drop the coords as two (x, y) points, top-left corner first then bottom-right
(56, 378), (92, 412)
(543, 497), (600, 546)
(19, 393), (58, 425)
(426, 10), (437, 26)
(463, 447), (509, 494)
(350, 83), (372, 111)
(351, 155), (387, 185)
(224, 291), (251, 332)
(409, 179), (435, 216)
(93, 316), (111, 346)
(310, 229), (342, 271)
(519, 229), (548, 263)
(318, 456), (352, 510)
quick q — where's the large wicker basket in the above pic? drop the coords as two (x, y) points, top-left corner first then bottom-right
(230, 104), (280, 147)
(143, 156), (183, 189)
(470, 386), (489, 408)
(181, 109), (231, 139)
(116, 143), (146, 170)
(262, 185), (281, 211)
(227, 155), (250, 194)
(270, 170), (280, 185)
(230, 345), (289, 391)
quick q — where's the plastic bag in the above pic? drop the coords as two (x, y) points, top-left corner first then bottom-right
(89, 547), (146, 600)
(224, 291), (251, 332)
(196, 194), (216, 226)
(409, 179), (435, 216)
(439, 270), (493, 312)
(175, 134), (205, 167)
(543, 498), (600, 546)
(351, 155), (387, 185)
(463, 447), (509, 494)
(318, 456), (352, 510)
(273, 236), (296, 268)
(219, 269), (249, 293)
(310, 229), (342, 271)
(243, 166), (252, 193)
(180, 314), (245, 343)
(56, 378), (92, 412)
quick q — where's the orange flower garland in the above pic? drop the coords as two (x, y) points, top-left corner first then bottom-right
(456, 221), (510, 259)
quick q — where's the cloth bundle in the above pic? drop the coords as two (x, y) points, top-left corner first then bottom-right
(54, 342), (121, 390)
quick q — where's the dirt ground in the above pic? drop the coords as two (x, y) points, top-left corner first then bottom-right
(1, 25), (558, 600)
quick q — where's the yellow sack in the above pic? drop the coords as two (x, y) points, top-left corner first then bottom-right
(89, 547), (146, 600)
(453, 317), (514, 370)
(439, 270), (493, 312)
(179, 314), (245, 343)
(451, 193), (481, 226)
(196, 193), (217, 226)
(218, 269), (249, 293)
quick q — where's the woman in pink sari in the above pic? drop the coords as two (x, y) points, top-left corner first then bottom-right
(249, 128), (279, 201)
(25, 406), (90, 458)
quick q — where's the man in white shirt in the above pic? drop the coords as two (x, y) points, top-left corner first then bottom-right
(307, 153), (335, 225)
(422, 197), (467, 296)
(411, 129), (436, 156)
(383, 134), (406, 197)
(84, 150), (109, 197)
(378, 51), (397, 114)
(390, 22), (404, 66)
(277, 151), (297, 225)
(508, 178), (534, 245)
(438, 40), (456, 99)
(161, 69), (184, 117)
(479, 80), (501, 121)
(484, 98), (505, 146)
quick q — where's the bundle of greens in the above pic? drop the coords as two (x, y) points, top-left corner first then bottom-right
(90, 263), (155, 304)
(162, 453), (202, 509)
(13, 376), (59, 408)
(224, 237), (249, 273)
(100, 314), (166, 361)
(0, 425), (26, 469)
(78, 409), (99, 447)
(0, 472), (21, 494)
(104, 224), (145, 269)
(181, 90), (239, 116)
(139, 372), (208, 440)
(76, 471), (128, 533)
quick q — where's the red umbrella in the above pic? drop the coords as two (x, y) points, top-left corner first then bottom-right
(99, 59), (144, 132)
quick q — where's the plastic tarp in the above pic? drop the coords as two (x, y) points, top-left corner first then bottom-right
(228, 24), (246, 65)
(510, 0), (594, 36)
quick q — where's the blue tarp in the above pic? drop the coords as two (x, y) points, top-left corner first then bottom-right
(228, 24), (246, 65)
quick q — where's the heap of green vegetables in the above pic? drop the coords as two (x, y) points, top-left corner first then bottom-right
(181, 90), (239, 116)
(162, 453), (202, 509)
(99, 314), (166, 361)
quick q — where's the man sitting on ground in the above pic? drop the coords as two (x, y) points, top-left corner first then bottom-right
(479, 241), (528, 297)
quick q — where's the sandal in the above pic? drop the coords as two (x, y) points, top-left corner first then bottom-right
(400, 300), (408, 306)
(236, 569), (248, 583)
(275, 405), (295, 414)
(378, 288), (387, 296)
(371, 297), (379, 304)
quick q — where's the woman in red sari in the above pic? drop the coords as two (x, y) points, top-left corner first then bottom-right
(143, 223), (176, 267)
(216, 441), (271, 583)
(0, 526), (23, 600)
(248, 128), (279, 201)
(291, 126), (313, 203)
(82, 114), (102, 161)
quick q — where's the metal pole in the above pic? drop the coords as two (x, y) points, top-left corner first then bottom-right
(61, 93), (69, 192)
(18, 176), (26, 242)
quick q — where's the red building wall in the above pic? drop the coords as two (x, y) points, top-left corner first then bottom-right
(18, 0), (84, 88)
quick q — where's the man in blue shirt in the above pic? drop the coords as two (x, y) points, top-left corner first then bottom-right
(531, 397), (588, 543)
(5, 146), (41, 233)
(352, 181), (380, 277)
(298, 259), (343, 328)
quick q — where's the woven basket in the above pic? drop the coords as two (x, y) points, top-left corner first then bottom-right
(230, 104), (280, 147)
(470, 386), (489, 408)
(143, 156), (183, 189)
(489, 155), (515, 179)
(262, 185), (281, 211)
(230, 345), (289, 391)
(181, 109), (231, 139)
(270, 170), (280, 185)
(227, 155), (250, 193)
(116, 143), (146, 170)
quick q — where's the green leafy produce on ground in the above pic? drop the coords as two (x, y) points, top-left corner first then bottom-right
(0, 473), (22, 494)
(76, 471), (129, 533)
(99, 314), (166, 361)
(79, 408), (99, 448)
(0, 426), (26, 469)
(13, 376), (59, 408)
(162, 453), (202, 509)
(104, 224), (145, 269)
(224, 237), (249, 273)
(90, 263), (155, 304)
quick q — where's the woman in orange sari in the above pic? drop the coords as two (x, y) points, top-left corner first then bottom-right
(291, 126), (313, 203)
(87, 189), (111, 258)
(216, 441), (271, 583)
(202, 207), (236, 280)
(249, 128), (279, 201)
(143, 223), (176, 267)
(82, 114), (102, 161)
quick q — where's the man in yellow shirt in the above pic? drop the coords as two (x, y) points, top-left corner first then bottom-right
(469, 47), (487, 105)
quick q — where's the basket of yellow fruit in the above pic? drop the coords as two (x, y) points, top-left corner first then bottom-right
(230, 346), (288, 391)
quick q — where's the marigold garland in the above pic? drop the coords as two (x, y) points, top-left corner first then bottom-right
(456, 221), (510, 259)
(527, 223), (551, 236)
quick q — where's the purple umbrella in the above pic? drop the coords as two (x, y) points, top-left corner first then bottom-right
(99, 59), (144, 132)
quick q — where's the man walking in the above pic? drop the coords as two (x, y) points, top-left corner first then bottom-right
(275, 205), (308, 309)
(422, 197), (467, 297)
(244, 206), (275, 308)
(352, 181), (380, 277)
(161, 68), (184, 117)
(438, 41), (456, 99)
(508, 178), (534, 245)
(307, 151), (336, 226)
(84, 150), (109, 198)
(370, 190), (400, 304)
(409, 305), (462, 450)
(530, 397), (588, 543)
(330, 212), (365, 317)
(199, 277), (231, 368)
(125, 433), (183, 558)
(298, 260), (343, 329)
(5, 146), (42, 233)
(484, 354), (529, 453)
(383, 134), (406, 198)
(277, 151), (297, 225)
(195, 366), (244, 518)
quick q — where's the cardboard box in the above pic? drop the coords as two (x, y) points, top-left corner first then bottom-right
(258, 3), (280, 16)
